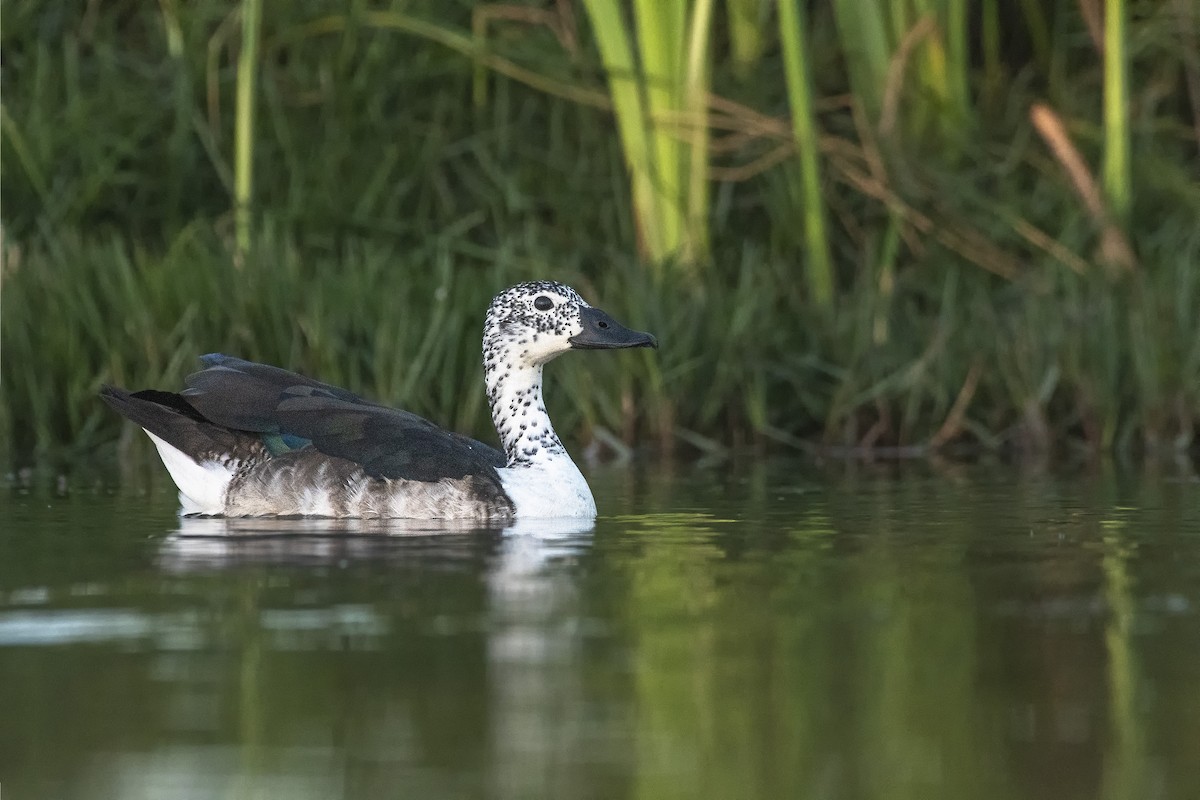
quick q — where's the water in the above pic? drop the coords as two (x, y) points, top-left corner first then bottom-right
(2, 461), (1198, 800)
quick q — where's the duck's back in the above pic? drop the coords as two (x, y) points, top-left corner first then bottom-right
(102, 355), (515, 520)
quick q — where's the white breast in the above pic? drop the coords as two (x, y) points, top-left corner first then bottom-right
(498, 460), (597, 519)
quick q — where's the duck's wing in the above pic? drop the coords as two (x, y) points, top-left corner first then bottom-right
(181, 355), (507, 482)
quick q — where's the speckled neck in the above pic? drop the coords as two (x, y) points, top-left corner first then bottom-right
(484, 352), (566, 467)
(482, 281), (588, 469)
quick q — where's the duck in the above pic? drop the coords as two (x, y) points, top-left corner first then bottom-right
(101, 280), (657, 520)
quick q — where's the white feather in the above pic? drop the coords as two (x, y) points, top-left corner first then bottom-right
(145, 431), (232, 515)
(499, 461), (596, 519)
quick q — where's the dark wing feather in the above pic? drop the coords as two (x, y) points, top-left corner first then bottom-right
(181, 354), (362, 433)
(275, 388), (506, 481)
(99, 385), (266, 465)
(180, 355), (506, 482)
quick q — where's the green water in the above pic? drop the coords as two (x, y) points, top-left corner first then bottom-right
(2, 462), (1198, 800)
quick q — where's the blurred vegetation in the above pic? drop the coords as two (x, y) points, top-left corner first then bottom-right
(1, 0), (1198, 470)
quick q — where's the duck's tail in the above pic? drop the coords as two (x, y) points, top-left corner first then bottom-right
(100, 386), (265, 515)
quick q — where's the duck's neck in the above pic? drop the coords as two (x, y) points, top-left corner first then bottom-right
(485, 357), (567, 467)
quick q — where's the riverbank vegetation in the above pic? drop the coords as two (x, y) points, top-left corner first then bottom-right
(2, 0), (1198, 470)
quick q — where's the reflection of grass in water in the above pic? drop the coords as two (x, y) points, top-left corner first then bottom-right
(615, 512), (737, 530)
(616, 477), (1082, 799)
(621, 508), (723, 798)
(236, 577), (266, 800)
(1099, 515), (1147, 800)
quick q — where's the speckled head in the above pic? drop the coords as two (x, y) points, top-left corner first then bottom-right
(483, 280), (657, 370)
(482, 281), (656, 468)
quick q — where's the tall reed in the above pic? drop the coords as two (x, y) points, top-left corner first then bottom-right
(832, 0), (971, 147)
(831, 0), (890, 123)
(724, 0), (768, 79)
(235, 0), (263, 259)
(579, 0), (711, 268)
(777, 0), (833, 306)
(1103, 0), (1131, 227)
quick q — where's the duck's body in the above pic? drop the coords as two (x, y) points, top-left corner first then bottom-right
(101, 281), (655, 520)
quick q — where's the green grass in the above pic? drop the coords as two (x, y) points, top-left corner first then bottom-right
(1, 0), (1198, 469)
(4, 218), (1197, 470)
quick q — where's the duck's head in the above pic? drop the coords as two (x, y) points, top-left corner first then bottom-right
(483, 280), (657, 369)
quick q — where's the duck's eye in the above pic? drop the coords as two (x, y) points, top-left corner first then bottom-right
(533, 296), (554, 311)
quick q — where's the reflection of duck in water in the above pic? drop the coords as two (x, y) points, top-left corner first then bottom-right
(102, 281), (655, 520)
(157, 515), (595, 571)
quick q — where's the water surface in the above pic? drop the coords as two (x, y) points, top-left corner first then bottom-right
(2, 461), (1198, 800)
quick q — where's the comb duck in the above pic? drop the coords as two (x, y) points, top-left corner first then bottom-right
(101, 281), (657, 520)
